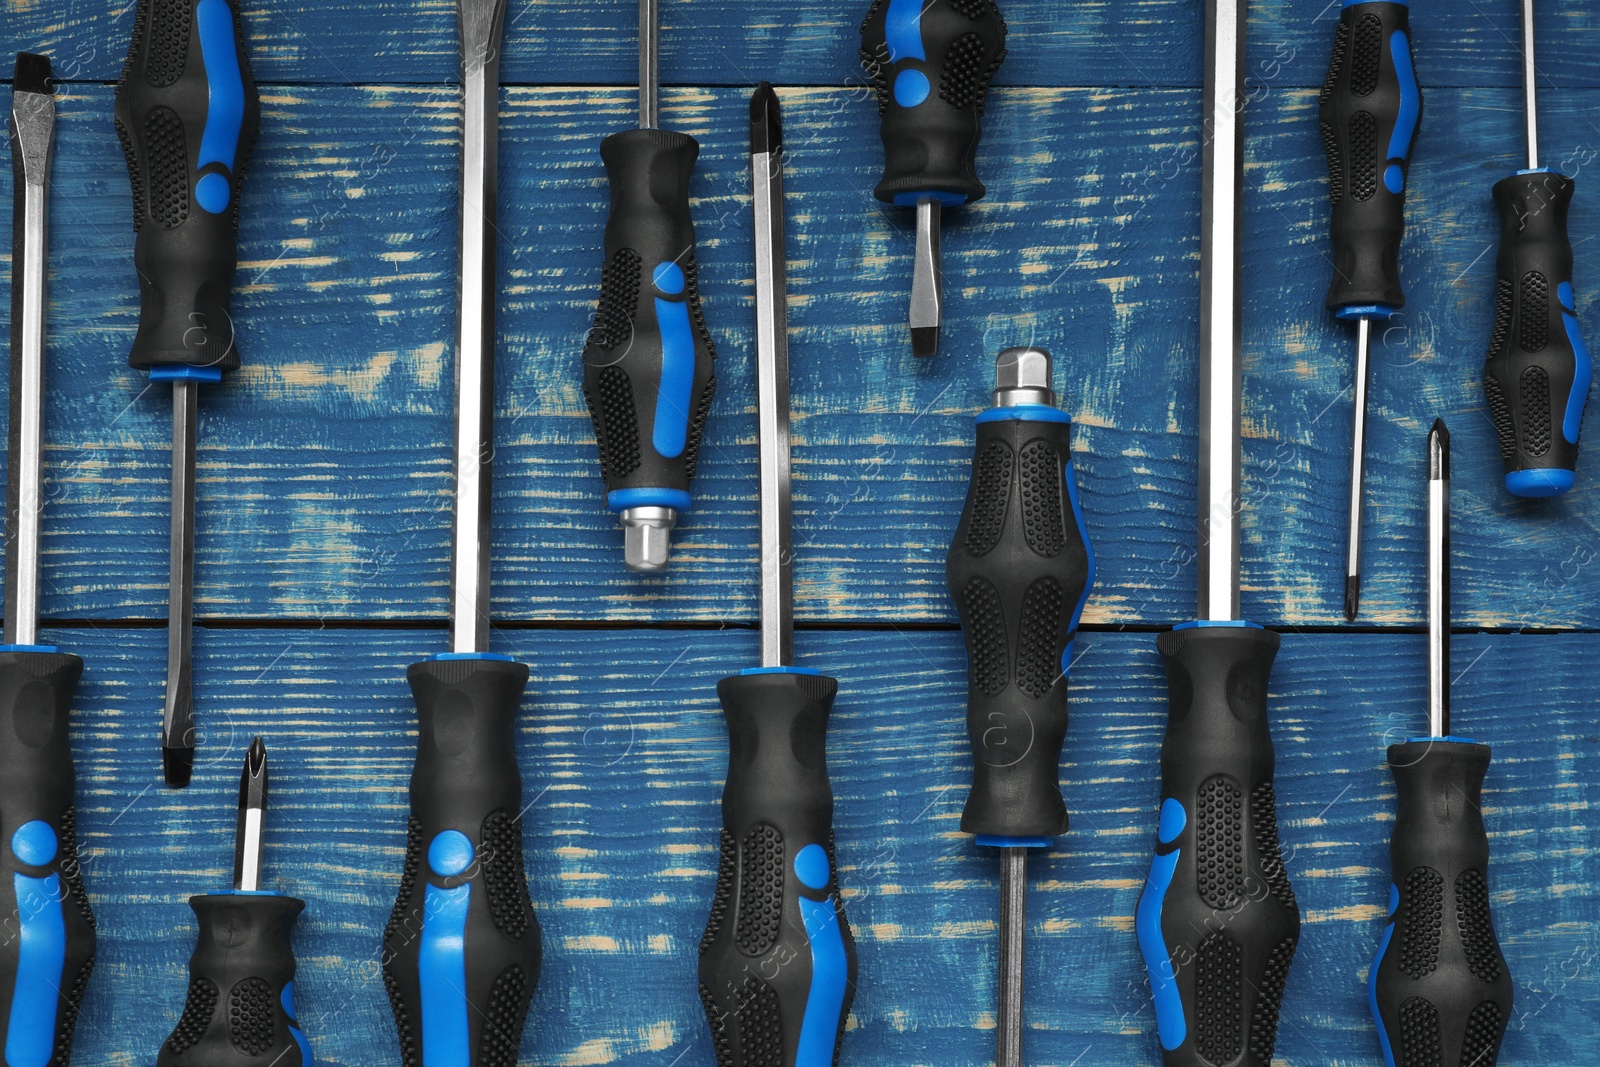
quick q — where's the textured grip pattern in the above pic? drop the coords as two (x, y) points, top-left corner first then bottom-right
(114, 0), (260, 371)
(1484, 171), (1592, 493)
(1371, 741), (1512, 1067)
(860, 0), (1007, 204)
(383, 657), (541, 1067)
(700, 672), (856, 1067)
(582, 129), (719, 504)
(1136, 626), (1300, 1067)
(1319, 2), (1421, 312)
(946, 413), (1092, 838)
(157, 894), (308, 1067)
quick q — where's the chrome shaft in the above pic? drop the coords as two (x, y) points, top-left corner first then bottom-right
(1345, 317), (1372, 621)
(1521, 0), (1539, 172)
(997, 847), (1027, 1067)
(638, 0), (658, 130)
(909, 199), (943, 358)
(1428, 420), (1450, 738)
(163, 379), (198, 784)
(233, 737), (268, 893)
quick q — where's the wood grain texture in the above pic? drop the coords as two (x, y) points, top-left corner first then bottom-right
(1, 81), (1599, 627)
(5, 0), (1600, 89)
(54, 626), (1597, 1066)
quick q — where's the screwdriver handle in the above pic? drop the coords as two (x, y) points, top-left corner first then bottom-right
(158, 893), (310, 1066)
(1370, 740), (1512, 1067)
(1483, 171), (1593, 497)
(114, 0), (259, 373)
(382, 657), (542, 1067)
(945, 408), (1093, 839)
(699, 670), (857, 1067)
(860, 0), (1008, 206)
(582, 130), (719, 517)
(0, 650), (96, 1067)
(1136, 625), (1301, 1067)
(1319, 1), (1421, 314)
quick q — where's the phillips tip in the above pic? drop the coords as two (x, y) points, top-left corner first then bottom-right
(233, 737), (269, 892)
(1343, 574), (1361, 623)
(13, 53), (53, 97)
(749, 81), (782, 156)
(1429, 418), (1450, 481)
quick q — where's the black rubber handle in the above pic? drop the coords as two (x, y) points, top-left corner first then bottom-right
(699, 671), (857, 1067)
(1319, 1), (1421, 312)
(945, 413), (1092, 837)
(158, 893), (309, 1066)
(113, 0), (260, 371)
(383, 657), (542, 1067)
(0, 652), (96, 1067)
(860, 0), (1008, 204)
(582, 129), (718, 505)
(1483, 171), (1592, 496)
(1135, 625), (1301, 1067)
(1370, 740), (1512, 1067)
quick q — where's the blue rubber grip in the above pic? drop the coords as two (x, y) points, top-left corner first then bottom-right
(194, 0), (247, 213)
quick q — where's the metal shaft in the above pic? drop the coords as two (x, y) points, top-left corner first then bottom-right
(750, 84), (793, 668)
(1428, 420), (1450, 738)
(1197, 0), (1246, 622)
(997, 846), (1027, 1067)
(1521, 0), (1539, 172)
(449, 0), (508, 655)
(233, 736), (268, 892)
(638, 0), (658, 130)
(4, 54), (55, 648)
(163, 379), (198, 785)
(1345, 317), (1372, 621)
(909, 199), (943, 358)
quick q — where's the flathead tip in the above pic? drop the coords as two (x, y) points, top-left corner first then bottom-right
(749, 82), (781, 156)
(13, 53), (53, 97)
(910, 326), (940, 358)
(1343, 575), (1361, 622)
(162, 746), (194, 788)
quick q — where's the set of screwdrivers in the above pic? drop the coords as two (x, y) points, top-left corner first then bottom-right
(2, 0), (1586, 1065)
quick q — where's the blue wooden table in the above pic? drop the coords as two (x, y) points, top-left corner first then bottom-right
(3, 1), (1598, 1064)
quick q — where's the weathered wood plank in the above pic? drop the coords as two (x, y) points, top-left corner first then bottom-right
(6, 0), (1600, 90)
(60, 626), (1597, 1065)
(4, 82), (1600, 628)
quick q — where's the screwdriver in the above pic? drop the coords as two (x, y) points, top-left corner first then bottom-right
(581, 0), (719, 573)
(380, 2), (543, 1063)
(1368, 421), (1513, 1067)
(1135, 3), (1303, 1065)
(1319, 0), (1422, 620)
(158, 739), (312, 1066)
(945, 346), (1094, 1067)
(113, 0), (262, 785)
(1481, 0), (1592, 497)
(697, 83), (857, 1067)
(859, 0), (1008, 357)
(3, 51), (98, 1066)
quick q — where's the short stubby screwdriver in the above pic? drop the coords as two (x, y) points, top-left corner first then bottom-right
(1319, 0), (1421, 620)
(946, 346), (1094, 1067)
(581, 0), (719, 573)
(1137, 3), (1302, 1065)
(698, 84), (857, 1067)
(158, 739), (312, 1066)
(381, 2), (543, 1063)
(1368, 421), (1513, 1067)
(1481, 0), (1592, 497)
(3, 51), (98, 1066)
(114, 0), (261, 785)
(860, 0), (1007, 357)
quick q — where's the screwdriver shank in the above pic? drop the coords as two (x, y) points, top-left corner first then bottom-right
(1521, 0), (1538, 171)
(638, 0), (658, 129)
(164, 380), (198, 785)
(1428, 420), (1449, 738)
(1344, 317), (1371, 622)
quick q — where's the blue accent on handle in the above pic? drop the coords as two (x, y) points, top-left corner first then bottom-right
(1137, 845), (1185, 1050)
(194, 0), (246, 214)
(1335, 303), (1399, 322)
(1157, 797), (1187, 845)
(282, 982), (315, 1065)
(738, 666), (823, 677)
(1404, 735), (1479, 745)
(893, 70), (931, 108)
(606, 488), (692, 512)
(1383, 163), (1404, 195)
(652, 261), (685, 295)
(794, 844), (830, 891)
(6, 873), (65, 1067)
(651, 296), (694, 459)
(419, 882), (471, 1067)
(219, 888), (286, 896)
(975, 404), (1073, 426)
(1385, 29), (1420, 175)
(1172, 619), (1265, 630)
(1559, 281), (1591, 446)
(884, 0), (927, 62)
(195, 172), (231, 213)
(150, 365), (225, 383)
(1345, 0), (1406, 6)
(1506, 468), (1576, 497)
(10, 822), (58, 868)
(1059, 640), (1075, 675)
(975, 834), (1051, 849)
(428, 831), (475, 878)
(890, 190), (970, 208)
(428, 652), (516, 663)
(0, 645), (60, 654)
(1369, 884), (1400, 1067)
(1517, 167), (1556, 176)
(794, 894), (849, 1067)
(1063, 455), (1096, 677)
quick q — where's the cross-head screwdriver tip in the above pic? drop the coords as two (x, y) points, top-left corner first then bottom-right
(13, 52), (53, 96)
(1344, 575), (1361, 623)
(749, 81), (782, 156)
(1429, 418), (1449, 480)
